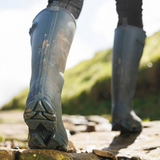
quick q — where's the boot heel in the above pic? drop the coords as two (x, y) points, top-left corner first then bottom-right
(24, 99), (56, 131)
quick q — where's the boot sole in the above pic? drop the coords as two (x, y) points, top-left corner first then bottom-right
(112, 122), (142, 133)
(24, 98), (66, 151)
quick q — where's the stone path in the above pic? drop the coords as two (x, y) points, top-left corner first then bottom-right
(1, 111), (160, 159)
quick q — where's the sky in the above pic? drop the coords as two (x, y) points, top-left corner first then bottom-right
(0, 0), (160, 107)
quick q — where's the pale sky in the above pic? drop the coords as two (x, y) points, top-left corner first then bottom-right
(0, 0), (160, 107)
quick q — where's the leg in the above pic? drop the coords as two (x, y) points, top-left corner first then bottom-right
(47, 0), (83, 19)
(116, 0), (143, 28)
(24, 0), (83, 151)
(112, 0), (145, 133)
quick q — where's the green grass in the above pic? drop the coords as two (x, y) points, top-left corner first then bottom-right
(1, 88), (29, 111)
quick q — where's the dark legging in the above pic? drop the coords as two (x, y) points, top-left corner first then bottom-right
(116, 0), (143, 28)
(48, 0), (143, 28)
(47, 0), (83, 19)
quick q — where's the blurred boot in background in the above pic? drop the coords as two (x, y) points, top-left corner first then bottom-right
(112, 0), (146, 133)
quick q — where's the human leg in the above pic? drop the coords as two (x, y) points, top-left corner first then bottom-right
(24, 0), (83, 151)
(48, 0), (83, 19)
(116, 0), (143, 28)
(112, 0), (145, 133)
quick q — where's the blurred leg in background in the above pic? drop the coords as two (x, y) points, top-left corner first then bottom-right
(112, 0), (146, 133)
(23, 0), (83, 151)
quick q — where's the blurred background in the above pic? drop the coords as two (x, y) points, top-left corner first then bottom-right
(1, 0), (160, 120)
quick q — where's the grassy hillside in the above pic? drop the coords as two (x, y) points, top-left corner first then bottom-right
(2, 30), (160, 120)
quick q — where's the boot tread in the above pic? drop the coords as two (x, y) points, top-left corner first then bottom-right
(24, 99), (67, 150)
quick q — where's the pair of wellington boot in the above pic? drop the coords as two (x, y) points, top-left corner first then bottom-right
(23, 3), (146, 151)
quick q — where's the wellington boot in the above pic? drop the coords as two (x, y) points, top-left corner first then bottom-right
(111, 25), (146, 133)
(23, 3), (76, 151)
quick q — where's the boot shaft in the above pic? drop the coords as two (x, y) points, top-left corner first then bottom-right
(112, 25), (146, 108)
(27, 5), (76, 103)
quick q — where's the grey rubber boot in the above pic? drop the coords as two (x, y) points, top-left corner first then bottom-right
(23, 3), (76, 151)
(111, 24), (146, 133)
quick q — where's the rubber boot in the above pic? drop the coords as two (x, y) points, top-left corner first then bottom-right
(23, 3), (76, 151)
(111, 24), (146, 133)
